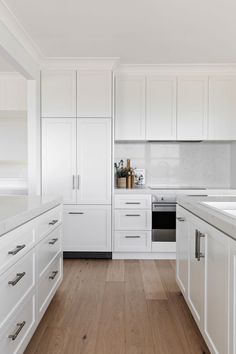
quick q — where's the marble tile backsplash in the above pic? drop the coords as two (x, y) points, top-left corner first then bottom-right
(115, 142), (231, 188)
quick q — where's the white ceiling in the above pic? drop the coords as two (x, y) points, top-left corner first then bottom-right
(0, 54), (18, 72)
(3, 0), (236, 63)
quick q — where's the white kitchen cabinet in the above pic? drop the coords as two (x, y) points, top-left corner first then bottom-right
(176, 206), (189, 296)
(230, 238), (236, 354)
(115, 74), (145, 140)
(188, 220), (205, 329)
(177, 76), (208, 140)
(76, 118), (111, 204)
(41, 70), (76, 118)
(208, 76), (236, 140)
(77, 70), (112, 118)
(63, 205), (111, 252)
(42, 118), (77, 204)
(146, 76), (176, 140)
(0, 73), (27, 111)
(204, 223), (229, 354)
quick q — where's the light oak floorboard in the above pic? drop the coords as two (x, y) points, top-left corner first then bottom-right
(106, 260), (125, 282)
(25, 259), (210, 354)
(140, 260), (167, 300)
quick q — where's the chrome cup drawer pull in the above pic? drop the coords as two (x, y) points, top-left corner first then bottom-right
(48, 238), (58, 245)
(125, 236), (141, 238)
(49, 270), (58, 280)
(8, 272), (26, 286)
(8, 244), (26, 256)
(8, 321), (26, 340)
(49, 219), (58, 226)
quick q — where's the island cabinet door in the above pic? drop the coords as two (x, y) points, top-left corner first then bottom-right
(42, 118), (77, 204)
(204, 225), (229, 354)
(188, 220), (205, 330)
(230, 238), (236, 354)
(176, 206), (189, 297)
(76, 118), (111, 204)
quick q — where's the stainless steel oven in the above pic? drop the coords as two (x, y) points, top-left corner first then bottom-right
(152, 201), (176, 242)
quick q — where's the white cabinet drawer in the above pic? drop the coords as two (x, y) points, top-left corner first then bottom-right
(115, 210), (152, 230)
(115, 194), (152, 209)
(0, 250), (35, 329)
(0, 221), (35, 276)
(36, 205), (62, 242)
(114, 231), (151, 252)
(37, 226), (62, 278)
(38, 254), (63, 321)
(0, 293), (36, 354)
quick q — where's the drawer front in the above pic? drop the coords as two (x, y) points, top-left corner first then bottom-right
(36, 205), (62, 242)
(115, 194), (152, 209)
(37, 226), (62, 278)
(115, 210), (152, 230)
(0, 221), (35, 276)
(38, 254), (63, 321)
(0, 250), (35, 329)
(0, 293), (36, 354)
(114, 231), (151, 252)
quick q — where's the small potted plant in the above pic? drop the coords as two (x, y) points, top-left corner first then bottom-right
(114, 160), (128, 188)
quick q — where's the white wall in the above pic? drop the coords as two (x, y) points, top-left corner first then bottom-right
(231, 142), (236, 188)
(115, 141), (232, 188)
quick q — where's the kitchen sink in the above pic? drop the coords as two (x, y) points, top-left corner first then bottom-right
(201, 201), (236, 218)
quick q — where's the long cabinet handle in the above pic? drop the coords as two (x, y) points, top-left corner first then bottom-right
(72, 175), (75, 190)
(125, 202), (141, 205)
(77, 175), (80, 189)
(195, 230), (205, 261)
(8, 272), (26, 286)
(125, 214), (141, 217)
(8, 321), (26, 340)
(8, 244), (26, 256)
(68, 212), (84, 215)
(125, 235), (141, 238)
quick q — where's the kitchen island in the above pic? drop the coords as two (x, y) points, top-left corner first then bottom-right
(0, 195), (63, 354)
(176, 195), (236, 354)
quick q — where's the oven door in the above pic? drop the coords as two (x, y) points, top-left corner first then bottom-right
(152, 203), (176, 242)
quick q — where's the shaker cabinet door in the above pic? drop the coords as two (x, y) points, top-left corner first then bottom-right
(76, 118), (111, 204)
(41, 70), (76, 118)
(42, 118), (77, 204)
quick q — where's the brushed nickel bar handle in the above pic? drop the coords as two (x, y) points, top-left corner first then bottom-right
(8, 321), (26, 340)
(68, 212), (84, 215)
(8, 244), (26, 256)
(195, 230), (199, 260)
(49, 219), (58, 225)
(197, 232), (205, 261)
(125, 236), (141, 238)
(49, 270), (58, 280)
(72, 175), (75, 190)
(177, 217), (185, 222)
(77, 175), (80, 189)
(8, 272), (26, 286)
(125, 214), (141, 217)
(125, 202), (141, 205)
(48, 238), (58, 245)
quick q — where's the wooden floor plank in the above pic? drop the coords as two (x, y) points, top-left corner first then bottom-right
(106, 260), (125, 282)
(25, 259), (210, 354)
(95, 281), (125, 354)
(140, 260), (167, 300)
(124, 260), (155, 349)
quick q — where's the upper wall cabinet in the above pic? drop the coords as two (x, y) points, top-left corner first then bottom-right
(208, 76), (236, 140)
(41, 70), (76, 118)
(0, 73), (27, 111)
(177, 76), (208, 140)
(115, 74), (145, 140)
(146, 76), (177, 140)
(77, 70), (112, 118)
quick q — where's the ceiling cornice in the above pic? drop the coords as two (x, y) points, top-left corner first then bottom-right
(40, 57), (121, 70)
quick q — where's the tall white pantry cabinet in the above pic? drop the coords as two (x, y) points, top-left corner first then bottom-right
(41, 69), (112, 256)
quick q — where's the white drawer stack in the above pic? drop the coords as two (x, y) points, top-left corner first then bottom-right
(114, 195), (152, 252)
(0, 204), (63, 354)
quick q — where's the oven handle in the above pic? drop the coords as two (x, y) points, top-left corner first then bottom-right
(152, 205), (176, 212)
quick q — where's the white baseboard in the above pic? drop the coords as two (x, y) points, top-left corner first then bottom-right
(112, 252), (176, 260)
